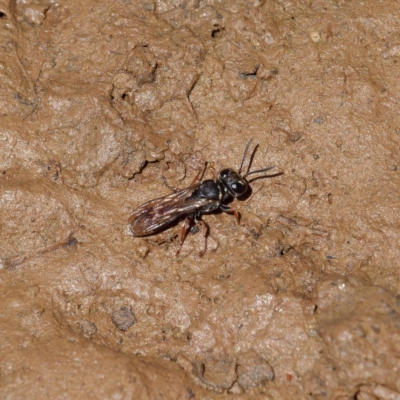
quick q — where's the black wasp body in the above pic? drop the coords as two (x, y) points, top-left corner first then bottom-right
(128, 140), (275, 255)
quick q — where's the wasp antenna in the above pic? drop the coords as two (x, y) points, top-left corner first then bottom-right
(238, 139), (253, 175)
(244, 166), (275, 177)
(245, 143), (259, 176)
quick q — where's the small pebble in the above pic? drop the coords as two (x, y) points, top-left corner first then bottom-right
(112, 306), (136, 331)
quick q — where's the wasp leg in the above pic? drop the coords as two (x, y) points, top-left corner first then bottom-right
(176, 216), (193, 256)
(190, 162), (208, 185)
(197, 219), (209, 257)
(220, 204), (240, 224)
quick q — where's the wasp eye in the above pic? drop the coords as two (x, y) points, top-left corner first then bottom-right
(230, 181), (248, 196)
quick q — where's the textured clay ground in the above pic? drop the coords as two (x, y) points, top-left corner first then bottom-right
(1, 0), (400, 398)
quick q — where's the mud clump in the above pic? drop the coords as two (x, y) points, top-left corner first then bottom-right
(1, 0), (400, 398)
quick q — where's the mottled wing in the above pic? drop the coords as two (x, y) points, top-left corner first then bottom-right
(128, 185), (212, 236)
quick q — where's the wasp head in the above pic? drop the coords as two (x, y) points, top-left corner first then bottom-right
(218, 168), (249, 197)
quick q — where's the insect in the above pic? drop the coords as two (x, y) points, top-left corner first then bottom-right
(128, 140), (275, 255)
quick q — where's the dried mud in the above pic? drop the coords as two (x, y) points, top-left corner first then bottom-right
(1, 0), (400, 398)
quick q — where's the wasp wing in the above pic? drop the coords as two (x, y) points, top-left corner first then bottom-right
(128, 185), (213, 236)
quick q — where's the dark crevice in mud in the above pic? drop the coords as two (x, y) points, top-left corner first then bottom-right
(239, 66), (259, 80)
(127, 159), (161, 181)
(211, 25), (224, 38)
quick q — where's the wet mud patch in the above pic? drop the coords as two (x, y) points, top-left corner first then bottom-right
(1, 0), (400, 398)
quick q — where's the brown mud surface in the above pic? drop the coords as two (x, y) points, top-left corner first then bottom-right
(1, 0), (400, 398)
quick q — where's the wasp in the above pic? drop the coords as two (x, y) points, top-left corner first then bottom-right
(128, 140), (276, 255)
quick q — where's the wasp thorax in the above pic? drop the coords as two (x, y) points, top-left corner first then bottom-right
(218, 168), (249, 197)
